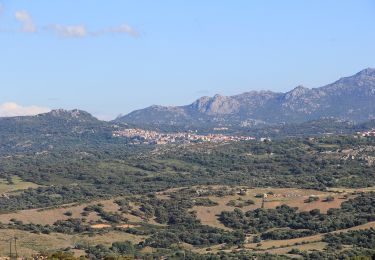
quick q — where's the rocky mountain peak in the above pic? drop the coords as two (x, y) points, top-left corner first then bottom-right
(190, 94), (239, 115)
(50, 109), (81, 117)
(355, 68), (375, 77)
(46, 109), (98, 122)
(284, 85), (310, 100)
(213, 94), (224, 99)
(117, 68), (375, 126)
(324, 68), (375, 91)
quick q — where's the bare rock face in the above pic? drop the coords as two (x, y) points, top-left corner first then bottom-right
(47, 109), (98, 122)
(117, 68), (375, 127)
(190, 95), (240, 115)
(281, 86), (323, 113)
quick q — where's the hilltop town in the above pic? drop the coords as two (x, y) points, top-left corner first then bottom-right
(112, 128), (256, 145)
(359, 129), (375, 137)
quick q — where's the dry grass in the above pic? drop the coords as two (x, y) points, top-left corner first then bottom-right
(192, 243), (227, 254)
(90, 223), (141, 229)
(193, 188), (347, 229)
(327, 186), (375, 193)
(0, 229), (147, 257)
(0, 202), (102, 225)
(265, 193), (348, 214)
(245, 220), (375, 250)
(117, 224), (140, 228)
(0, 229), (72, 256)
(261, 241), (327, 256)
(194, 221), (375, 255)
(0, 185), (371, 257)
(245, 234), (324, 250)
(100, 199), (120, 212)
(0, 198), (145, 226)
(140, 246), (157, 254)
(0, 176), (39, 194)
(91, 224), (112, 229)
(71, 231), (146, 247)
(192, 188), (265, 229)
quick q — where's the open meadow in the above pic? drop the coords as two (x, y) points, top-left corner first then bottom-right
(0, 184), (372, 258)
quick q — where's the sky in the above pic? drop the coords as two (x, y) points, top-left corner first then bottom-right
(0, 1), (374, 120)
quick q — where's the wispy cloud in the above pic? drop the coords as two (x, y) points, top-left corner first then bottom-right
(15, 10), (37, 33)
(0, 102), (50, 117)
(47, 23), (139, 38)
(48, 24), (87, 38)
(9, 9), (139, 38)
(93, 24), (139, 37)
(0, 4), (4, 16)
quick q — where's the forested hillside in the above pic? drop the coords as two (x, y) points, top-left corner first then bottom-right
(1, 110), (375, 258)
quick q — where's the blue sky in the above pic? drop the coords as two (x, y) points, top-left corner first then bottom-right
(0, 1), (374, 120)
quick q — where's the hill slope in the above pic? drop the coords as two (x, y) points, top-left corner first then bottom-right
(0, 109), (118, 155)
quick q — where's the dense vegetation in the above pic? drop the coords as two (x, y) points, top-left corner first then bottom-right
(1, 131), (375, 213)
(324, 229), (375, 249)
(1, 111), (375, 258)
(219, 193), (375, 235)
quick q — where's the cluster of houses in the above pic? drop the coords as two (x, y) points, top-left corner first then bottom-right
(112, 128), (256, 145)
(359, 129), (375, 137)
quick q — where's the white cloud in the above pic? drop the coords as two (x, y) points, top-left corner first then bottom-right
(15, 10), (37, 33)
(0, 4), (4, 16)
(0, 102), (50, 117)
(48, 24), (87, 38)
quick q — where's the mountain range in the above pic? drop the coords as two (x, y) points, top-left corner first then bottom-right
(1, 92), (375, 156)
(116, 68), (375, 128)
(1, 67), (375, 151)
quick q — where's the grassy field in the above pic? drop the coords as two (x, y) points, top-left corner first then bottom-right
(192, 221), (375, 257)
(262, 242), (328, 258)
(192, 187), (349, 230)
(0, 176), (39, 194)
(0, 185), (373, 257)
(245, 221), (375, 250)
(327, 186), (375, 193)
(0, 198), (143, 225)
(0, 229), (147, 257)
